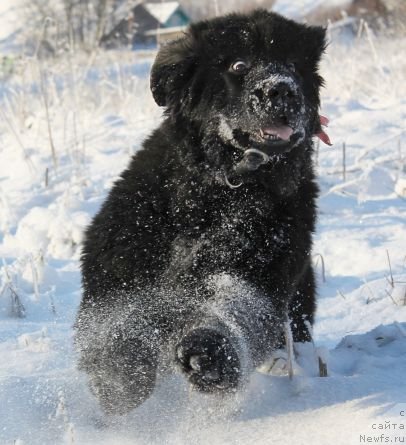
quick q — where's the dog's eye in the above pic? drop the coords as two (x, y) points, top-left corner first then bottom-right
(230, 60), (248, 74)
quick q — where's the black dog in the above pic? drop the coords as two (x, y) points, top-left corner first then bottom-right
(75, 9), (327, 415)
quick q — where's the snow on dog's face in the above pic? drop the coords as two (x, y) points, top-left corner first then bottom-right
(151, 10), (326, 157)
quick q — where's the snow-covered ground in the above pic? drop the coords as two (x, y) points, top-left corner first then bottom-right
(1, 3), (406, 445)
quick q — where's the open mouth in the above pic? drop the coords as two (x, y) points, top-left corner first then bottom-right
(228, 124), (297, 154)
(258, 125), (293, 144)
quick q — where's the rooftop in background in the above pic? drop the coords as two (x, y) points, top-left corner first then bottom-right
(144, 2), (181, 25)
(101, 1), (190, 49)
(272, 0), (350, 19)
(0, 0), (25, 53)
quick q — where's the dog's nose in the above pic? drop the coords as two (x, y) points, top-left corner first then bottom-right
(268, 81), (296, 101)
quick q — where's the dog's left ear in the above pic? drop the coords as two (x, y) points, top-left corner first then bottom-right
(150, 34), (196, 108)
(303, 25), (327, 65)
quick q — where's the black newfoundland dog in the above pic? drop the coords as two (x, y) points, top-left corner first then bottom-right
(75, 9), (329, 414)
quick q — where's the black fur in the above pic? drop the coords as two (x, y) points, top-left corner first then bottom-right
(75, 10), (326, 414)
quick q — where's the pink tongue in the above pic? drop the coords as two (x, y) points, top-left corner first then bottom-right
(263, 125), (293, 141)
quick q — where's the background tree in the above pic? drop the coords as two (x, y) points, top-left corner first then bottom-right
(26, 0), (123, 53)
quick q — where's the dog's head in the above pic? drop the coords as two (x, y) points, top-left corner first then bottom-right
(151, 10), (326, 161)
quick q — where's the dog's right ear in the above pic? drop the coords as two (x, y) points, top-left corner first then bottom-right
(150, 34), (196, 108)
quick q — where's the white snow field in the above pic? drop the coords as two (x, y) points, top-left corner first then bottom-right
(1, 5), (406, 445)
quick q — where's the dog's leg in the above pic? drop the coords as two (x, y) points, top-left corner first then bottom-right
(176, 327), (241, 392)
(76, 312), (160, 415)
(288, 263), (316, 343)
(175, 288), (285, 393)
(86, 337), (158, 415)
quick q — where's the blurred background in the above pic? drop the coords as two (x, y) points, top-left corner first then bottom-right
(0, 3), (405, 444)
(1, 0), (405, 57)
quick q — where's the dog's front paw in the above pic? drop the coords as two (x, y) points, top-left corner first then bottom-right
(175, 328), (240, 392)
